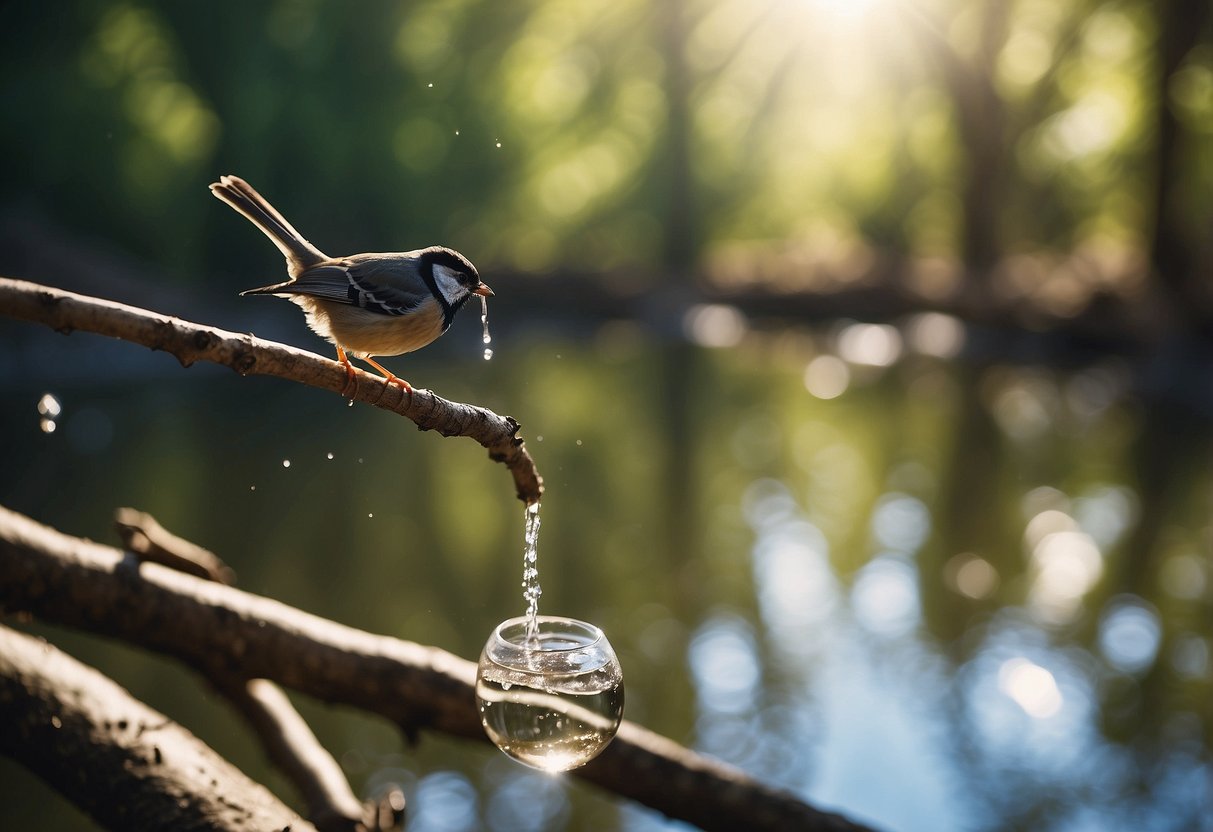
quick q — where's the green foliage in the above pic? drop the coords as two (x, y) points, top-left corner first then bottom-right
(2, 0), (1208, 291)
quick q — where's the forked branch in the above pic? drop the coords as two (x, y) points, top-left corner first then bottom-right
(0, 623), (313, 831)
(0, 505), (875, 832)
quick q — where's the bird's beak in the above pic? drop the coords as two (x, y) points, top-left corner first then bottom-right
(473, 283), (494, 297)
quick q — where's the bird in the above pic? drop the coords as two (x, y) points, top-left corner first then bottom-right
(209, 174), (492, 393)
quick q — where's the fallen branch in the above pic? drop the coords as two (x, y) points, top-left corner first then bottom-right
(0, 623), (313, 832)
(0, 505), (875, 832)
(0, 277), (542, 504)
(116, 508), (383, 832)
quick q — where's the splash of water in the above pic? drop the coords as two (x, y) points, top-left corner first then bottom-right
(481, 295), (493, 361)
(522, 502), (543, 644)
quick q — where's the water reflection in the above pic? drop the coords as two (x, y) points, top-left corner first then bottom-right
(408, 772), (479, 832)
(998, 657), (1064, 718)
(1098, 596), (1161, 675)
(944, 552), (1000, 599)
(851, 555), (921, 637)
(1, 329), (1210, 830)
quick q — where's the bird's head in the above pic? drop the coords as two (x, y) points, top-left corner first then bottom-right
(423, 247), (493, 310)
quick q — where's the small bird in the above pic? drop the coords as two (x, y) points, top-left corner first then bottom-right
(209, 174), (492, 393)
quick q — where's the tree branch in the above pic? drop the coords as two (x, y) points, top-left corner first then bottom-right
(115, 507), (236, 585)
(0, 505), (876, 832)
(115, 508), (384, 832)
(0, 623), (314, 832)
(211, 676), (379, 832)
(0, 277), (543, 504)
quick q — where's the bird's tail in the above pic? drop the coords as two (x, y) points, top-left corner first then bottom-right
(209, 175), (327, 276)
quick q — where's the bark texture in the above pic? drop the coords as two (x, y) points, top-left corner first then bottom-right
(0, 624), (313, 832)
(0, 277), (542, 504)
(0, 505), (874, 832)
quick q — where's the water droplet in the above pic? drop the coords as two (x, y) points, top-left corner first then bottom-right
(495, 141), (502, 148)
(358, 457), (364, 464)
(479, 295), (492, 361)
(326, 452), (334, 460)
(536, 435), (544, 442)
(368, 512), (374, 518)
(37, 393), (61, 433)
(347, 399), (354, 408)
(250, 485), (256, 491)
(521, 503), (543, 641)
(455, 130), (460, 136)
(576, 439), (583, 446)
(427, 82), (433, 88)
(282, 459), (291, 468)
(37, 393), (62, 418)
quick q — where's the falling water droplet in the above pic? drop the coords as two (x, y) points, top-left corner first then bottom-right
(455, 130), (460, 136)
(427, 82), (434, 88)
(250, 485), (256, 491)
(37, 393), (62, 433)
(521, 503), (543, 644)
(347, 399), (354, 408)
(326, 452), (334, 460)
(282, 459), (291, 468)
(495, 140), (502, 148)
(480, 295), (493, 361)
(368, 512), (374, 519)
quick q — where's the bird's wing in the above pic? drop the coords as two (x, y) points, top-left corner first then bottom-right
(255, 266), (354, 303)
(266, 255), (430, 317)
(342, 254), (433, 316)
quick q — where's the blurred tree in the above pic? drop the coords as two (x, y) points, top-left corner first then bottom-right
(1149, 0), (1212, 324)
(0, 0), (1211, 317)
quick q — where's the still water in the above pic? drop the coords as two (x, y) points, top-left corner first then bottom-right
(0, 316), (1209, 831)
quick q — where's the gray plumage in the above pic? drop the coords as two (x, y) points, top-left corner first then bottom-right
(210, 175), (491, 386)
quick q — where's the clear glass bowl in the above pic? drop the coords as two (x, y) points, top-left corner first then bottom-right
(476, 616), (624, 771)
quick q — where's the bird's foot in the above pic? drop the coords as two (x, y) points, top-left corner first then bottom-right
(336, 347), (359, 399)
(362, 356), (413, 402)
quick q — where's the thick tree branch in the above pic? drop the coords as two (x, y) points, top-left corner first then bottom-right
(0, 505), (875, 832)
(0, 623), (313, 832)
(0, 277), (542, 504)
(115, 508), (380, 832)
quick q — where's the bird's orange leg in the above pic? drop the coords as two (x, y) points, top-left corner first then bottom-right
(335, 346), (358, 398)
(361, 356), (414, 394)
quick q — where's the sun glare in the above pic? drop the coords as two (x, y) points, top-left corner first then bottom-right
(809, 0), (887, 22)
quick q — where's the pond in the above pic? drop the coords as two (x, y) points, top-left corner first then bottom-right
(1, 307), (1209, 831)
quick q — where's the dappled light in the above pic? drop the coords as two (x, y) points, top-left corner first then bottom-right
(999, 657), (1064, 719)
(2, 0), (1213, 828)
